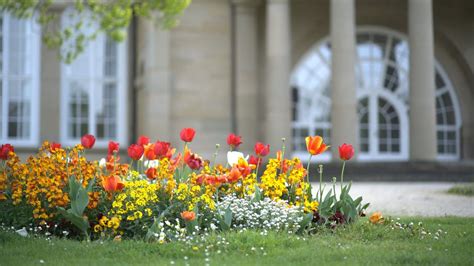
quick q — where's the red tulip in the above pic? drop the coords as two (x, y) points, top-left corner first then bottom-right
(102, 175), (125, 193)
(146, 168), (157, 180)
(248, 155), (261, 166)
(81, 134), (96, 149)
(108, 141), (120, 155)
(0, 144), (14, 160)
(50, 142), (62, 153)
(254, 142), (270, 157)
(154, 141), (172, 159)
(226, 133), (243, 149)
(338, 143), (354, 161)
(128, 144), (144, 160)
(305, 136), (329, 156)
(185, 152), (203, 170)
(137, 135), (150, 147)
(180, 128), (196, 142)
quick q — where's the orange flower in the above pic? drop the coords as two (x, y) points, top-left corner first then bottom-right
(369, 211), (383, 224)
(146, 167), (157, 180)
(305, 136), (329, 156)
(181, 211), (196, 221)
(102, 175), (125, 193)
(235, 157), (254, 177)
(227, 167), (242, 183)
(144, 143), (156, 160)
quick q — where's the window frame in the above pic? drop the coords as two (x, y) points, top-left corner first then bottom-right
(290, 26), (462, 161)
(0, 13), (41, 147)
(59, 10), (128, 148)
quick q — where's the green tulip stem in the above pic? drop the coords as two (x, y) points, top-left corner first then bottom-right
(319, 164), (323, 202)
(212, 144), (220, 172)
(305, 155), (312, 200)
(340, 160), (346, 199)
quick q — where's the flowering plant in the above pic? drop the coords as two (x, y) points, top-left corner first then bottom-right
(0, 130), (368, 241)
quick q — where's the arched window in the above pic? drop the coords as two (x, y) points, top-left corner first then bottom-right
(60, 8), (128, 147)
(291, 26), (462, 161)
(0, 13), (40, 147)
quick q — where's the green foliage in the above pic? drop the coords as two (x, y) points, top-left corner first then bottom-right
(317, 180), (370, 225)
(447, 183), (474, 196)
(215, 205), (233, 231)
(0, 0), (192, 63)
(57, 175), (95, 240)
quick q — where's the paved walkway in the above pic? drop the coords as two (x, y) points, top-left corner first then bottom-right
(311, 182), (474, 217)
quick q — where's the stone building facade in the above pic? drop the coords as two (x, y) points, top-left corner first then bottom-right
(2, 0), (473, 163)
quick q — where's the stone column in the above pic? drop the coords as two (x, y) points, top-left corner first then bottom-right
(264, 0), (292, 152)
(330, 0), (358, 159)
(231, 0), (261, 153)
(135, 18), (172, 141)
(408, 0), (437, 161)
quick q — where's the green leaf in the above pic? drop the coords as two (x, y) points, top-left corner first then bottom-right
(224, 207), (233, 228)
(297, 212), (313, 233)
(68, 175), (79, 200)
(86, 178), (95, 192)
(353, 196), (363, 207)
(71, 187), (89, 216)
(252, 185), (262, 202)
(57, 207), (89, 236)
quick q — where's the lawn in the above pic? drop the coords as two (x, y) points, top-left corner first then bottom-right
(447, 183), (474, 196)
(1, 217), (473, 266)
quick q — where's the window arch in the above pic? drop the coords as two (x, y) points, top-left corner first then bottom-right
(291, 26), (462, 161)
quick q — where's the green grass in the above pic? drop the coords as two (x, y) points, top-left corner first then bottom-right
(1, 217), (473, 266)
(447, 183), (474, 196)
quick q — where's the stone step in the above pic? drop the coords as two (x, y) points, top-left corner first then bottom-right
(306, 161), (474, 182)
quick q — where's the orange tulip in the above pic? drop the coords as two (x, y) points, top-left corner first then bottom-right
(305, 136), (329, 156)
(146, 167), (157, 180)
(181, 211), (196, 222)
(227, 166), (242, 183)
(236, 157), (254, 177)
(144, 143), (156, 160)
(102, 175), (125, 193)
(369, 211), (384, 224)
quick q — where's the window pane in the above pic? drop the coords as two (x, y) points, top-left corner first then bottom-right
(68, 82), (89, 138)
(95, 82), (117, 139)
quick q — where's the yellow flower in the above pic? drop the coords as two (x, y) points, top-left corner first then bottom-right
(93, 224), (102, 233)
(99, 216), (109, 227)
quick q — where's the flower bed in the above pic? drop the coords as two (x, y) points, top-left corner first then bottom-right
(0, 129), (370, 241)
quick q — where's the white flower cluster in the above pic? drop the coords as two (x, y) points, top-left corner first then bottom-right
(216, 195), (305, 233)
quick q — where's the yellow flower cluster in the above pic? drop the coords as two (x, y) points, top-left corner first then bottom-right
(242, 173), (257, 195)
(156, 158), (176, 195)
(110, 179), (159, 221)
(260, 159), (288, 200)
(175, 181), (216, 211)
(259, 157), (318, 212)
